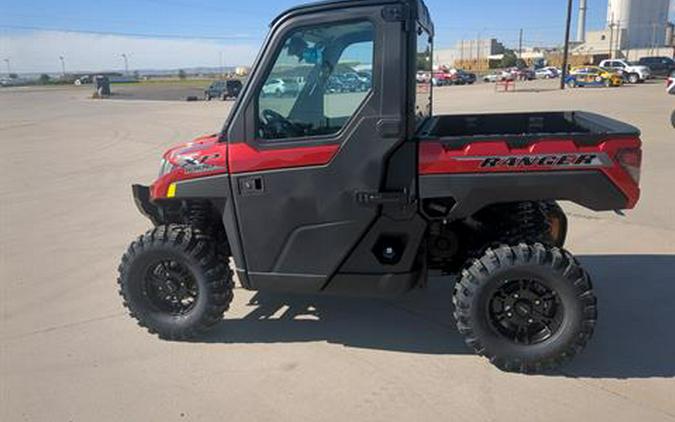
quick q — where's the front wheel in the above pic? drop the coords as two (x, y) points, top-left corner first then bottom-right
(627, 73), (640, 84)
(118, 225), (234, 340)
(453, 244), (597, 373)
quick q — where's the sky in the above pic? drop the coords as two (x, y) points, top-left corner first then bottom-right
(0, 0), (673, 73)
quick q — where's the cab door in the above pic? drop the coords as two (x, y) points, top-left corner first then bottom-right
(225, 5), (412, 292)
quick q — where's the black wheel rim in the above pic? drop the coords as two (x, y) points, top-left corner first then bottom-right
(487, 279), (564, 345)
(143, 260), (199, 315)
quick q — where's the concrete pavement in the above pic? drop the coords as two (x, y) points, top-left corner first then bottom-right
(1, 80), (674, 421)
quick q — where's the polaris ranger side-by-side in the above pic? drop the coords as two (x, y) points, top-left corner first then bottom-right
(118, 0), (642, 372)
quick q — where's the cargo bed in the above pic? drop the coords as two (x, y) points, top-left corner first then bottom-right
(418, 111), (640, 145)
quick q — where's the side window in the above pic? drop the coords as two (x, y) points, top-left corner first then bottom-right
(415, 25), (433, 125)
(256, 20), (375, 141)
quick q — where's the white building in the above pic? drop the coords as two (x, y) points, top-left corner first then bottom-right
(435, 39), (505, 68)
(606, 0), (671, 49)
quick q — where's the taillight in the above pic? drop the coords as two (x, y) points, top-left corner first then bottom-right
(616, 148), (642, 184)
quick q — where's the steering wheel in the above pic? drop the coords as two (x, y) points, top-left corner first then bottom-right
(261, 109), (301, 139)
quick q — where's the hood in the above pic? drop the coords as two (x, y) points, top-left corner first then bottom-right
(150, 133), (228, 199)
(163, 133), (221, 165)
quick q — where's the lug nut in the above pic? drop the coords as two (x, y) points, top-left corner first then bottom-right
(513, 294), (519, 299)
(534, 300), (541, 305)
(505, 306), (511, 311)
(528, 318), (534, 323)
(507, 312), (513, 318)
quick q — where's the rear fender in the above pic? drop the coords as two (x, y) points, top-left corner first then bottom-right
(418, 137), (641, 219)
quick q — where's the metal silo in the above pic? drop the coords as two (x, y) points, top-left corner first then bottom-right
(607, 0), (671, 48)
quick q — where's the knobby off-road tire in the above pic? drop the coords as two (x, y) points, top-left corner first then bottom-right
(118, 224), (234, 340)
(453, 243), (597, 373)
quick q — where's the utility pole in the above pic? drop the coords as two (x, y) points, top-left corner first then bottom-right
(608, 17), (615, 59)
(59, 55), (66, 77)
(121, 53), (129, 75)
(476, 32), (481, 71)
(560, 0), (573, 90)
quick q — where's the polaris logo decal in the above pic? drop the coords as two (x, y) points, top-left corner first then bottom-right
(177, 154), (225, 174)
(456, 153), (612, 168)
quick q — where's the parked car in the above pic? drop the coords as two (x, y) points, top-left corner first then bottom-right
(598, 59), (650, 84)
(432, 71), (453, 86)
(483, 71), (513, 83)
(515, 68), (536, 81)
(565, 66), (623, 88)
(341, 72), (370, 91)
(456, 70), (476, 85)
(535, 67), (559, 79)
(416, 71), (431, 84)
(638, 56), (675, 78)
(261, 78), (300, 97)
(205, 80), (243, 101)
(326, 73), (370, 93)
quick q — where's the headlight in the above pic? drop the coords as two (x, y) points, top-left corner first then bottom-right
(158, 158), (175, 177)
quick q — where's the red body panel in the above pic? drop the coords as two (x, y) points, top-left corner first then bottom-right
(419, 137), (642, 208)
(151, 134), (228, 199)
(150, 134), (339, 199)
(227, 142), (339, 174)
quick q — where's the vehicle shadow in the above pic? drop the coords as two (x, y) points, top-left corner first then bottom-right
(198, 255), (675, 379)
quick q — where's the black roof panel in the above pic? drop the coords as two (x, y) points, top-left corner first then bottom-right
(271, 0), (433, 35)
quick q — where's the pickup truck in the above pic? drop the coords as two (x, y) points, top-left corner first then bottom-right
(599, 59), (651, 84)
(118, 0), (642, 373)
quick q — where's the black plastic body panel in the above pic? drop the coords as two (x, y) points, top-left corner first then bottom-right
(132, 184), (161, 226)
(146, 175), (252, 288)
(419, 171), (628, 219)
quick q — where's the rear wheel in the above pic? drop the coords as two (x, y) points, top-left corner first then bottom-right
(453, 244), (596, 373)
(118, 225), (234, 340)
(567, 79), (577, 88)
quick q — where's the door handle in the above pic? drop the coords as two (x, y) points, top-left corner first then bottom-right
(239, 176), (264, 195)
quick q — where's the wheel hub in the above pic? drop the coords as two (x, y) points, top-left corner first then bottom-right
(143, 260), (199, 315)
(488, 279), (563, 345)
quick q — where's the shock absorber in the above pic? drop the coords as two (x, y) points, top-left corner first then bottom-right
(185, 201), (209, 230)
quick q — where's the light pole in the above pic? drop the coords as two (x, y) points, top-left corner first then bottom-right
(59, 55), (66, 77)
(121, 53), (129, 75)
(560, 0), (573, 90)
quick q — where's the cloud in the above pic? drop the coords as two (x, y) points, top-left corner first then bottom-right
(0, 30), (260, 73)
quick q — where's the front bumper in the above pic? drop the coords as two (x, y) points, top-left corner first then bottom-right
(132, 184), (162, 225)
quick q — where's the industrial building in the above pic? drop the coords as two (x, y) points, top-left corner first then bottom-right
(573, 0), (674, 62)
(435, 0), (673, 70)
(434, 39), (506, 71)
